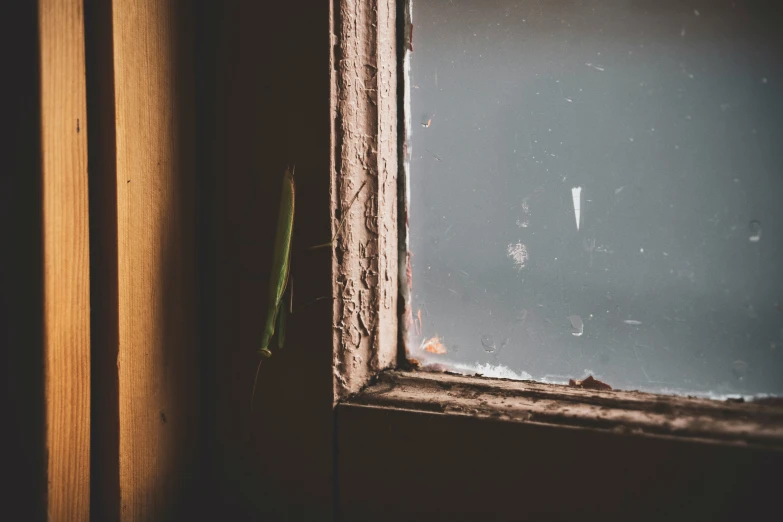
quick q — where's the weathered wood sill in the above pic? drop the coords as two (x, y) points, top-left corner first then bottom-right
(345, 370), (783, 450)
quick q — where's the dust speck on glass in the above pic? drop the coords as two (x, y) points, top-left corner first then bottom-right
(406, 0), (783, 397)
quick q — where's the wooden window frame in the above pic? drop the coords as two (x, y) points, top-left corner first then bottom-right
(332, 1), (783, 521)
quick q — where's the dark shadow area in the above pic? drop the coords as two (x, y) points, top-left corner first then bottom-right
(159, 3), (200, 519)
(193, 0), (219, 519)
(195, 1), (335, 519)
(0, 2), (46, 520)
(84, 0), (121, 519)
(339, 403), (783, 522)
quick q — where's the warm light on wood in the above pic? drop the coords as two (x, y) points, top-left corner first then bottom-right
(39, 0), (91, 519)
(111, 1), (196, 519)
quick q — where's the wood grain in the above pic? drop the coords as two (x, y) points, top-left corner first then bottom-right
(39, 0), (92, 519)
(111, 1), (197, 519)
(350, 371), (783, 449)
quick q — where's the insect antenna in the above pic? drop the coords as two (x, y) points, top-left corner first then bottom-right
(307, 180), (368, 250)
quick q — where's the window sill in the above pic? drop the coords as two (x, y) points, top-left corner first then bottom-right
(338, 371), (783, 521)
(345, 370), (783, 449)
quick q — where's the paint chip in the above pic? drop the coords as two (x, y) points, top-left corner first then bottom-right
(571, 186), (582, 230)
(568, 375), (612, 390)
(422, 336), (447, 354)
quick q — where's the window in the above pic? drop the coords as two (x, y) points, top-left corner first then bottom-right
(339, 1), (783, 520)
(406, 0), (783, 398)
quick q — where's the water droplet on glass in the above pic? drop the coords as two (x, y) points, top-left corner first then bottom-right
(732, 360), (748, 381)
(748, 220), (762, 242)
(481, 335), (496, 353)
(569, 315), (584, 337)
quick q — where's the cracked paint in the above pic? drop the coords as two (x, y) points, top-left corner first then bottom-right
(331, 0), (399, 401)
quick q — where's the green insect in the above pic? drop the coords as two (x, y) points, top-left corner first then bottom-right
(259, 166), (295, 360)
(250, 166), (365, 413)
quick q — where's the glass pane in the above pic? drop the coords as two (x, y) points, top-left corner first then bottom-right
(406, 0), (783, 397)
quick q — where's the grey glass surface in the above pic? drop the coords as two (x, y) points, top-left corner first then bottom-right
(407, 0), (783, 396)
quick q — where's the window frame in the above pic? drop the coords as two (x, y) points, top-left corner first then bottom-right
(333, 0), (783, 520)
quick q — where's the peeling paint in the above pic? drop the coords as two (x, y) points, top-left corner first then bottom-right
(397, 0), (415, 366)
(331, 0), (399, 401)
(350, 371), (783, 450)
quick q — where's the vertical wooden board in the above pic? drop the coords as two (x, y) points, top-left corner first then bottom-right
(205, 1), (336, 518)
(39, 0), (91, 520)
(111, 1), (196, 519)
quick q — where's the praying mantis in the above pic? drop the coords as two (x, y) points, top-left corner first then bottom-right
(258, 166), (295, 361)
(250, 166), (366, 412)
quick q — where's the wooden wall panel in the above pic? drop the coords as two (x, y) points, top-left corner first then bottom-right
(339, 403), (783, 522)
(203, 1), (336, 519)
(39, 0), (92, 519)
(110, 1), (197, 519)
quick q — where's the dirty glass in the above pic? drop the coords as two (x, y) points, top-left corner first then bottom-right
(406, 0), (783, 397)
